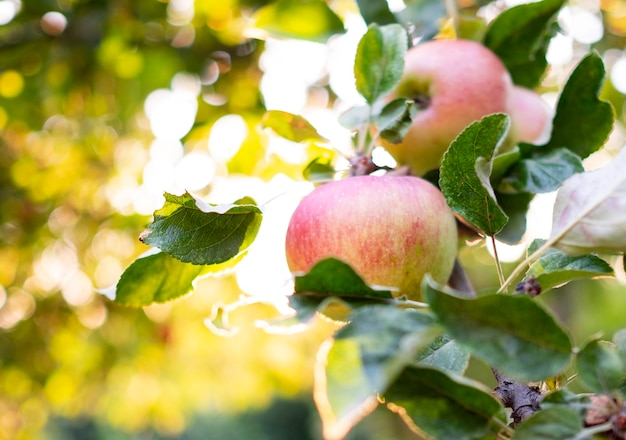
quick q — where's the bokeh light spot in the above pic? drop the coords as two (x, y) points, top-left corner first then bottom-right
(0, 0), (20, 25)
(208, 114), (248, 163)
(40, 11), (67, 35)
(0, 70), (24, 98)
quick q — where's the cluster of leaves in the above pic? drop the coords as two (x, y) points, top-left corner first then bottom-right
(109, 0), (626, 438)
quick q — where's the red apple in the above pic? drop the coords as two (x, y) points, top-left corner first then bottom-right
(506, 85), (553, 146)
(285, 175), (457, 299)
(381, 39), (513, 176)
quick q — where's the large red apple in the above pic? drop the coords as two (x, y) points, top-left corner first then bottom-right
(381, 39), (513, 176)
(285, 175), (457, 299)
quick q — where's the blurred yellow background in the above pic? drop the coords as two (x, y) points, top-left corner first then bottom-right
(1, 0), (626, 438)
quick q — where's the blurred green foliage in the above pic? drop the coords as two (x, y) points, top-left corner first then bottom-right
(1, 0), (626, 439)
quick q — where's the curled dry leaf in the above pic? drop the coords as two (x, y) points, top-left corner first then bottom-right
(550, 147), (626, 256)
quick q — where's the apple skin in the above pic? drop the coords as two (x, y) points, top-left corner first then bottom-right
(506, 85), (553, 146)
(285, 175), (457, 299)
(382, 39), (513, 176)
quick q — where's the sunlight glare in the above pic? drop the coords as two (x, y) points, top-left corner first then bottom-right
(144, 88), (198, 140)
(175, 151), (216, 191)
(561, 6), (604, 44)
(259, 38), (327, 112)
(611, 56), (626, 93)
(208, 114), (248, 163)
(546, 32), (574, 66)
(235, 175), (313, 297)
(0, 0), (20, 25)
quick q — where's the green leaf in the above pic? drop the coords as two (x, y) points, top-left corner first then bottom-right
(545, 52), (615, 158)
(355, 0), (396, 25)
(483, 0), (564, 88)
(424, 278), (572, 382)
(614, 329), (626, 367)
(525, 240), (613, 292)
(354, 23), (407, 104)
(576, 338), (625, 393)
(395, 0), (447, 41)
(112, 251), (207, 306)
(376, 98), (416, 144)
(540, 389), (588, 409)
(415, 335), (471, 375)
(495, 192), (533, 244)
(385, 367), (506, 440)
(491, 147), (521, 186)
(303, 157), (336, 182)
(512, 407), (584, 440)
(318, 306), (440, 440)
(285, 295), (355, 324)
(252, 0), (344, 43)
(338, 105), (370, 130)
(499, 148), (584, 194)
(261, 110), (327, 143)
(293, 258), (394, 300)
(141, 192), (262, 265)
(439, 113), (510, 236)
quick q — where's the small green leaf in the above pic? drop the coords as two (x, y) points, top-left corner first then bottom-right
(499, 148), (584, 194)
(377, 98), (417, 144)
(386, 367), (506, 440)
(112, 251), (207, 306)
(491, 147), (521, 186)
(540, 389), (587, 409)
(439, 114), (510, 236)
(545, 52), (615, 158)
(252, 0), (344, 43)
(483, 0), (564, 88)
(142, 192), (262, 265)
(261, 110), (327, 143)
(354, 23), (407, 104)
(338, 105), (371, 130)
(355, 0), (396, 25)
(526, 240), (613, 292)
(614, 329), (626, 366)
(512, 407), (584, 440)
(495, 192), (533, 244)
(424, 277), (572, 382)
(395, 0), (446, 41)
(318, 306), (440, 440)
(415, 335), (471, 375)
(576, 338), (625, 393)
(294, 258), (394, 300)
(303, 157), (336, 182)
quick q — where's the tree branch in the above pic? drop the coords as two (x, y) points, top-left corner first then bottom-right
(491, 369), (543, 426)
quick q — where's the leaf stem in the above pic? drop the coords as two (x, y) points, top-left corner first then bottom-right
(356, 106), (374, 156)
(490, 236), (506, 288)
(497, 214), (583, 294)
(574, 422), (614, 439)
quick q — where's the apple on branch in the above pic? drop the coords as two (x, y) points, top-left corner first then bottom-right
(506, 84), (554, 146)
(380, 38), (514, 176)
(285, 175), (458, 300)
